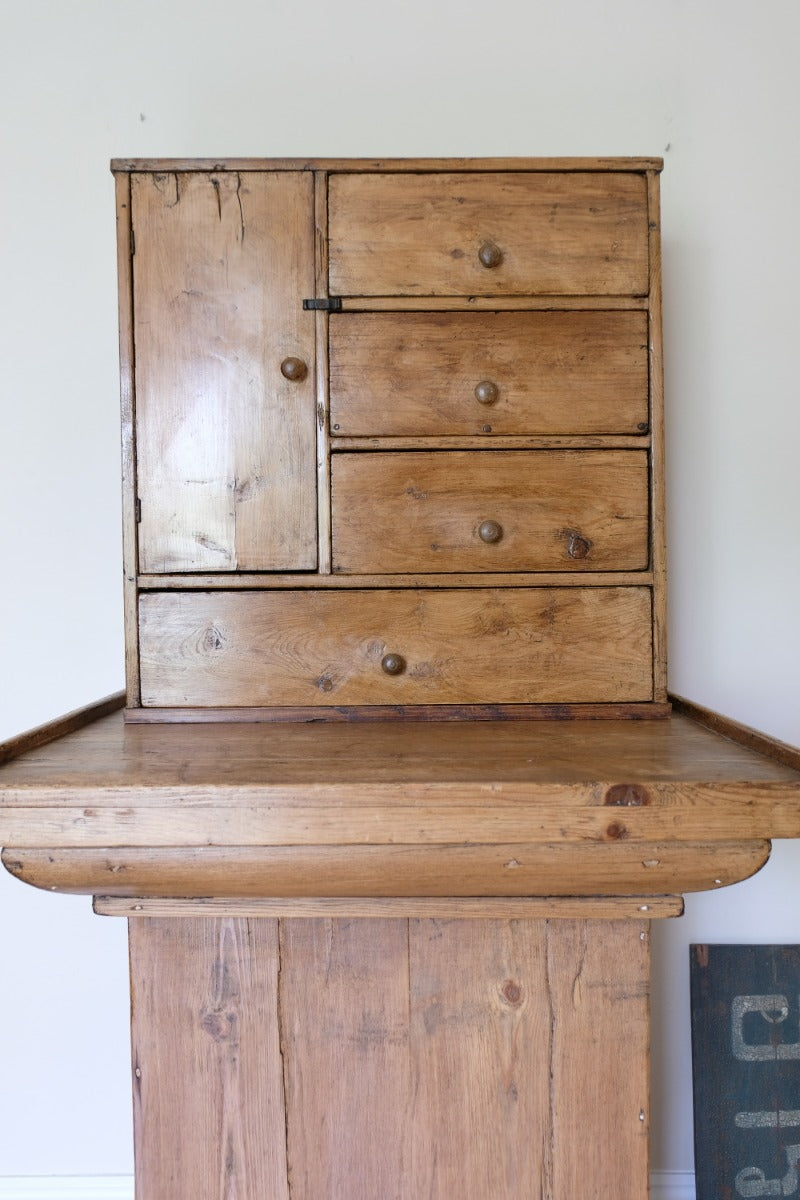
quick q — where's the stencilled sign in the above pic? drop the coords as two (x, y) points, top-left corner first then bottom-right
(691, 945), (800, 1199)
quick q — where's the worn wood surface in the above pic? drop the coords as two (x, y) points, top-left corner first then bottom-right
(313, 170), (332, 574)
(125, 701), (669, 723)
(331, 450), (649, 573)
(648, 171), (668, 703)
(113, 156), (664, 173)
(95, 895), (684, 919)
(137, 569), (655, 589)
(115, 172), (141, 706)
(0, 692), (125, 766)
(127, 916), (649, 1199)
(671, 694), (800, 771)
(329, 172), (649, 296)
(338, 294), (651, 312)
(329, 310), (649, 436)
(137, 587), (653, 707)
(132, 171), (317, 573)
(130, 917), (289, 1199)
(5, 839), (768, 898)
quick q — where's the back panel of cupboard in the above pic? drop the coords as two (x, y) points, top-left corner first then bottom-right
(114, 158), (666, 719)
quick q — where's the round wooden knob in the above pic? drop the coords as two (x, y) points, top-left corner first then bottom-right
(381, 653), (406, 676)
(478, 520), (503, 544)
(280, 356), (308, 382)
(474, 380), (499, 406)
(478, 241), (503, 268)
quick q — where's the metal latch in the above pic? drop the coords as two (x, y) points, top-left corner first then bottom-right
(302, 297), (342, 312)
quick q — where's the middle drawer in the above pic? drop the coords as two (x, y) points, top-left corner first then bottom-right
(331, 450), (649, 574)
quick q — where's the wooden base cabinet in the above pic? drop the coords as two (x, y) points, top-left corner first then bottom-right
(129, 914), (650, 1200)
(114, 156), (666, 719)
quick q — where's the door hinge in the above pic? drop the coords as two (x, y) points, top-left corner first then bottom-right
(302, 297), (342, 312)
(135, 497), (142, 523)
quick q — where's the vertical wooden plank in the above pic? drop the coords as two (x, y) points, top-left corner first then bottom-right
(314, 171), (331, 574)
(132, 171), (317, 573)
(129, 917), (289, 1200)
(546, 919), (650, 1199)
(279, 918), (410, 1198)
(114, 172), (140, 705)
(648, 168), (668, 701)
(408, 918), (551, 1197)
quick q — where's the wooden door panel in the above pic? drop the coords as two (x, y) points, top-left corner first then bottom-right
(132, 171), (317, 572)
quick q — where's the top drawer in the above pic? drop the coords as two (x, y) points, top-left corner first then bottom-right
(328, 172), (650, 297)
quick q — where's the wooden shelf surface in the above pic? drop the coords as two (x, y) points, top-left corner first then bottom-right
(1, 704), (798, 901)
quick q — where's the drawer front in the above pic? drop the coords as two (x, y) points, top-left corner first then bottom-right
(139, 588), (653, 706)
(331, 451), (649, 573)
(328, 172), (649, 297)
(329, 311), (649, 436)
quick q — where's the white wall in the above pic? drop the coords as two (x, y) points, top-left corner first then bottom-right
(1, 0), (798, 1179)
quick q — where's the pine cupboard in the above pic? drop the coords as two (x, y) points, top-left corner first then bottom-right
(114, 157), (666, 718)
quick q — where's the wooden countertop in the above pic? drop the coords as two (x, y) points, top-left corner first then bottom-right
(1, 697), (799, 907)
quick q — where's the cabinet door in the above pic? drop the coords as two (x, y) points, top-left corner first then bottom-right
(132, 171), (317, 573)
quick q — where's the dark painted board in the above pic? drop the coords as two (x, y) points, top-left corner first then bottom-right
(691, 945), (800, 1200)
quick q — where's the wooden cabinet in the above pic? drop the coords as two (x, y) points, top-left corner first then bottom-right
(114, 156), (665, 718)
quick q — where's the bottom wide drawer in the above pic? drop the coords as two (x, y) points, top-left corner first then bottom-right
(138, 588), (653, 707)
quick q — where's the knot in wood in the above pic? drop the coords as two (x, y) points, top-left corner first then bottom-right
(501, 979), (523, 1006)
(604, 821), (627, 841)
(603, 783), (650, 807)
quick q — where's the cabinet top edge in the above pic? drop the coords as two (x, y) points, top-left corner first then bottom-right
(110, 156), (664, 174)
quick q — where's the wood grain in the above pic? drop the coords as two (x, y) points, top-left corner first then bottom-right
(279, 918), (410, 1198)
(129, 917), (289, 1199)
(331, 450), (649, 573)
(113, 156), (664, 173)
(132, 171), (317, 573)
(329, 172), (650, 297)
(95, 895), (684, 919)
(115, 172), (141, 705)
(648, 170), (668, 702)
(5, 840), (769, 898)
(329, 311), (649, 436)
(137, 569), (655, 589)
(125, 701), (670, 723)
(670, 693), (800, 771)
(545, 920), (650, 1197)
(137, 587), (654, 707)
(0, 692), (125, 766)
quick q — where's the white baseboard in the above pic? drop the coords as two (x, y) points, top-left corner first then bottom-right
(651, 1171), (697, 1200)
(0, 1171), (695, 1199)
(0, 1181), (134, 1200)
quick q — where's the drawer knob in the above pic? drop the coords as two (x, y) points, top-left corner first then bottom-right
(280, 356), (308, 382)
(381, 652), (406, 676)
(478, 519), (503, 544)
(478, 240), (503, 269)
(474, 380), (499, 406)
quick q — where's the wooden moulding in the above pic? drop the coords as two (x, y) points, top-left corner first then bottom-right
(648, 169), (668, 702)
(136, 570), (656, 589)
(125, 702), (672, 723)
(670, 694), (800, 771)
(1, 840), (770, 899)
(95, 895), (684, 919)
(0, 692), (125, 766)
(115, 171), (140, 707)
(112, 156), (664, 174)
